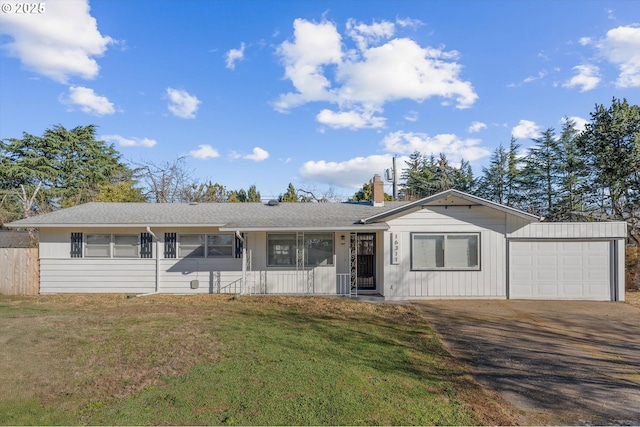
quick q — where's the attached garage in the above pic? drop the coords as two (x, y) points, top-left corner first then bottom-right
(507, 221), (627, 301)
(509, 240), (613, 300)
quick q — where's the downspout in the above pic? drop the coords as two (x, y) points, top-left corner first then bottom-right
(136, 226), (161, 297)
(236, 231), (246, 295)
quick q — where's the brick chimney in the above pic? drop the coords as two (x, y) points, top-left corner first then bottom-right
(372, 174), (384, 206)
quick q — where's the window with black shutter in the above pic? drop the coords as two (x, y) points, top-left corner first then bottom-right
(164, 232), (176, 258)
(70, 232), (83, 258)
(140, 232), (153, 258)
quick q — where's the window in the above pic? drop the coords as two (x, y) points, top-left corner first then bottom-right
(179, 235), (205, 258)
(412, 233), (479, 270)
(177, 234), (234, 258)
(304, 233), (334, 266)
(267, 233), (297, 266)
(207, 234), (233, 257)
(164, 233), (177, 258)
(75, 233), (142, 258)
(267, 233), (334, 267)
(85, 234), (111, 258)
(114, 234), (139, 258)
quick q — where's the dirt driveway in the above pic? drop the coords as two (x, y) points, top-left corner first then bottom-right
(412, 297), (640, 425)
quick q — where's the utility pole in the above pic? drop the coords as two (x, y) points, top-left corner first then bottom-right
(392, 156), (398, 200)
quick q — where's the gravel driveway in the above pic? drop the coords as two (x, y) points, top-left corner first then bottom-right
(412, 298), (640, 425)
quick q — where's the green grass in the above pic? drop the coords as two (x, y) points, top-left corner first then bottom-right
(0, 294), (514, 425)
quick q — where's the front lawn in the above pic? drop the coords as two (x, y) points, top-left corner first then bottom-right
(0, 294), (515, 425)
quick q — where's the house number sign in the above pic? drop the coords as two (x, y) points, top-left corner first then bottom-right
(391, 233), (400, 265)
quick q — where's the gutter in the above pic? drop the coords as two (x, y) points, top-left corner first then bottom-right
(137, 226), (161, 297)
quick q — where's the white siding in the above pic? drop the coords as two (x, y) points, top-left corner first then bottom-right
(508, 221), (627, 239)
(40, 259), (156, 294)
(38, 228), (342, 295)
(384, 205), (510, 299)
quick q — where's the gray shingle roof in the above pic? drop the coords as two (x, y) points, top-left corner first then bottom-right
(6, 201), (410, 231)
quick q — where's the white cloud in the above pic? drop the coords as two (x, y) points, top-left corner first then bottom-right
(468, 121), (487, 133)
(189, 144), (219, 159)
(579, 37), (592, 46)
(563, 64), (601, 91)
(61, 86), (115, 115)
(346, 18), (395, 51)
(274, 18), (477, 128)
(596, 25), (640, 88)
(404, 111), (419, 122)
(225, 42), (246, 70)
(395, 17), (424, 29)
(523, 70), (547, 83)
(512, 119), (540, 139)
(562, 116), (589, 132)
(166, 88), (201, 119)
(245, 147), (270, 162)
(299, 154), (400, 189)
(316, 109), (386, 129)
(0, 0), (114, 83)
(102, 134), (157, 148)
(381, 131), (490, 162)
(274, 19), (343, 111)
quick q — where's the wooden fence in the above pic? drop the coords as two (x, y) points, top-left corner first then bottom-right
(0, 248), (39, 295)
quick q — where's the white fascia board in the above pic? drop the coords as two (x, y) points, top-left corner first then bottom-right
(219, 225), (389, 232)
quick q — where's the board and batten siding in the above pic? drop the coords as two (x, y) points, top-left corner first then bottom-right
(383, 205), (514, 299)
(507, 221), (628, 239)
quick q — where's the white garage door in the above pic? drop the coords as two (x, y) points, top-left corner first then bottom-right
(509, 240), (612, 300)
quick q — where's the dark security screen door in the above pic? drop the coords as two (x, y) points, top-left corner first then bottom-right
(357, 234), (375, 289)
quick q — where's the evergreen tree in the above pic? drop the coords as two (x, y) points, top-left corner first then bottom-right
(551, 118), (588, 220)
(247, 185), (261, 202)
(0, 125), (129, 221)
(521, 128), (562, 217)
(279, 183), (298, 202)
(452, 159), (476, 193)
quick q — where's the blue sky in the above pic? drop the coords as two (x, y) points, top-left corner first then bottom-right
(1, 0), (639, 200)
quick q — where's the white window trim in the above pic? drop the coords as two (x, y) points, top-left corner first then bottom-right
(411, 232), (480, 271)
(177, 233), (235, 258)
(84, 233), (140, 259)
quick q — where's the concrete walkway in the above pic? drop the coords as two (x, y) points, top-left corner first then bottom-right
(412, 300), (640, 425)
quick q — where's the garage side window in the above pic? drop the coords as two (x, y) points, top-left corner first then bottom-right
(412, 233), (479, 270)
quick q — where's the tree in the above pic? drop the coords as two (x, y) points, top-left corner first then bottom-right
(551, 118), (589, 220)
(520, 128), (562, 217)
(452, 159), (476, 193)
(0, 125), (129, 222)
(577, 98), (639, 222)
(352, 180), (394, 202)
(95, 180), (147, 202)
(136, 157), (194, 203)
(279, 183), (298, 202)
(247, 185), (261, 202)
(577, 97), (640, 288)
(477, 139), (523, 208)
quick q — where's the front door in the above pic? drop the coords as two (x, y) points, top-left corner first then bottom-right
(355, 233), (376, 290)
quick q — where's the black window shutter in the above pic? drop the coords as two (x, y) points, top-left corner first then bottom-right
(140, 232), (153, 258)
(164, 233), (176, 258)
(70, 232), (83, 258)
